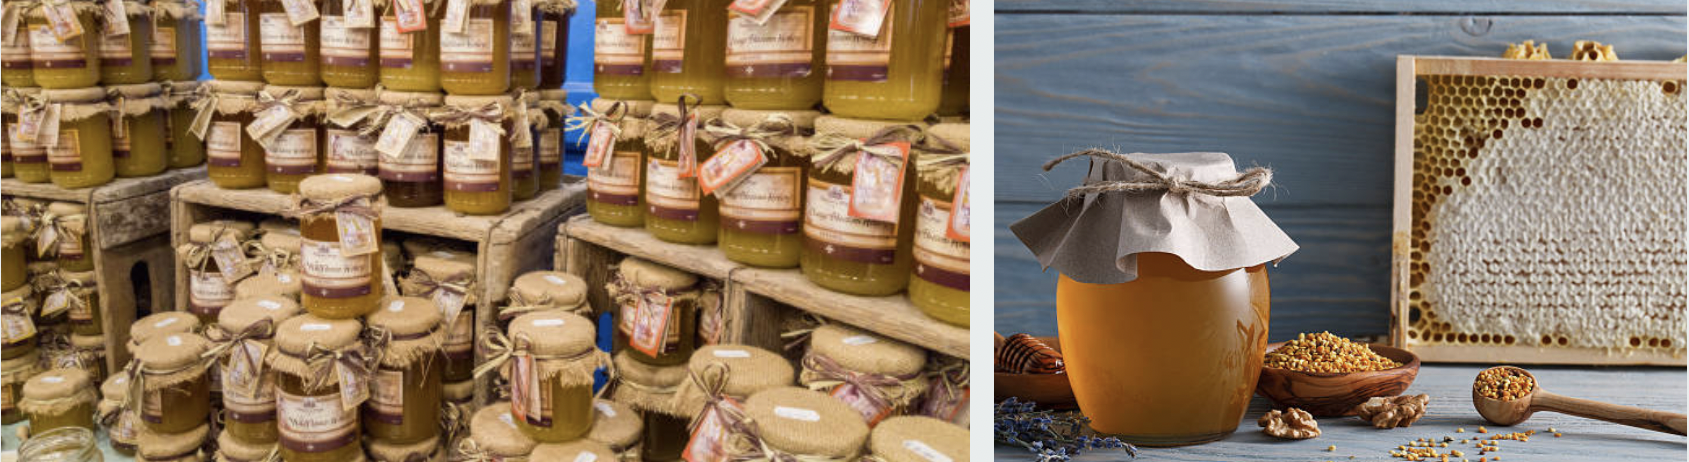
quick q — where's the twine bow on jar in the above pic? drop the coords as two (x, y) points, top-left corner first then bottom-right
(249, 89), (309, 147)
(922, 359), (969, 416)
(564, 101), (626, 144)
(105, 88), (132, 139)
(241, 239), (299, 274)
(498, 290), (561, 322)
(807, 125), (923, 175)
(403, 270), (475, 307)
(39, 276), (89, 319)
(703, 115), (799, 162)
(433, 101), (506, 133)
(361, 322), (446, 382)
(325, 87), (387, 134)
(799, 353), (919, 416)
(1042, 148), (1273, 198)
(293, 341), (379, 393)
(284, 190), (382, 222)
(438, 400), (469, 449)
(201, 317), (278, 383)
(188, 84), (220, 140)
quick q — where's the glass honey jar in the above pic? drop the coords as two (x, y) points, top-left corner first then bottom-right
(379, 0), (444, 92)
(936, 0), (966, 116)
(821, 0), (947, 121)
(258, 85), (327, 193)
(536, 0), (572, 87)
(45, 202), (92, 271)
(20, 369), (98, 434)
(608, 257), (701, 366)
(5, 88), (48, 183)
(465, 402), (538, 460)
(798, 324), (926, 423)
(26, 2), (102, 89)
(722, 0), (827, 109)
(400, 245), (477, 383)
(213, 295), (303, 445)
(258, 0), (323, 85)
(2, 350), (42, 424)
(439, 94), (514, 215)
(500, 310), (605, 443)
(97, 1), (154, 85)
(799, 116), (921, 296)
(373, 89), (446, 207)
(643, 102), (724, 244)
(323, 87), (378, 175)
(163, 81), (205, 168)
(108, 83), (169, 177)
(1, 286), (38, 361)
(907, 122), (967, 326)
(711, 109), (815, 268)
(583, 98), (651, 227)
(592, 0), (651, 99)
(43, 87), (116, 189)
(1, 217), (26, 291)
(649, 0), (729, 104)
(136, 423), (212, 462)
(535, 89), (569, 191)
(320, 0), (379, 88)
(364, 296), (444, 443)
(440, 0), (513, 95)
(1, 6), (34, 87)
(295, 174), (385, 319)
(741, 387), (869, 459)
(585, 399), (641, 458)
(182, 220), (258, 324)
(510, 1), (541, 90)
(97, 372), (139, 455)
(150, 0), (203, 81)
(512, 90), (542, 200)
(270, 315), (366, 462)
(200, 80), (269, 189)
(207, 0), (265, 81)
(55, 270), (101, 337)
(133, 332), (213, 434)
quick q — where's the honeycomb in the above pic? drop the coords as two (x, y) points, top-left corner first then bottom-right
(1406, 72), (1687, 355)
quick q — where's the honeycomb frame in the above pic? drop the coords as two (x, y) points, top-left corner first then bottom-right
(1391, 56), (1687, 365)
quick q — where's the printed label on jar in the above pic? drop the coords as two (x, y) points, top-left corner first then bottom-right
(803, 179), (899, 264)
(260, 13), (308, 61)
(207, 12), (248, 59)
(443, 139), (501, 192)
(150, 25), (177, 64)
(326, 129), (378, 174)
(266, 129), (319, 174)
(538, 128), (561, 165)
(540, 19), (558, 65)
(441, 18), (495, 72)
(321, 15), (373, 66)
(364, 368), (406, 425)
(9, 123), (45, 161)
(277, 390), (358, 453)
(98, 31), (134, 66)
(300, 238), (373, 298)
(913, 197), (968, 290)
(444, 311), (474, 357)
(645, 158), (701, 221)
(594, 18), (645, 75)
(2, 26), (31, 69)
(721, 166), (802, 234)
(512, 141), (534, 175)
(190, 270), (236, 315)
(223, 365), (278, 422)
(28, 24), (87, 69)
(46, 129), (81, 172)
(207, 121), (245, 167)
(142, 389), (166, 422)
(378, 17), (415, 67)
(587, 150), (641, 206)
(68, 292), (93, 324)
(725, 8), (814, 78)
(651, 10), (686, 72)
(512, 27), (537, 69)
(378, 133), (439, 182)
(824, 4), (892, 82)
(1, 312), (37, 346)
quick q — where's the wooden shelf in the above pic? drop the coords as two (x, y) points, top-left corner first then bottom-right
(3, 167), (205, 249)
(171, 179), (582, 242)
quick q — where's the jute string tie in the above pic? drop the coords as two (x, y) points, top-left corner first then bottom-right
(1042, 148), (1272, 198)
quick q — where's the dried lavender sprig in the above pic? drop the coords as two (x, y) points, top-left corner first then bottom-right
(995, 397), (1138, 461)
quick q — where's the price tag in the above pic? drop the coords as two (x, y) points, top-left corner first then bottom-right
(212, 234), (253, 283)
(207, 0), (227, 26)
(24, 104), (62, 151)
(433, 289), (467, 334)
(2, 6), (22, 43)
(581, 122), (616, 168)
(334, 211), (378, 257)
(336, 357), (370, 410)
(35, 223), (58, 259)
(345, 0), (375, 28)
(245, 105), (296, 148)
(623, 0), (661, 34)
(280, 0), (320, 25)
(682, 398), (742, 462)
(442, 0), (471, 34)
(468, 119), (502, 161)
(102, 0), (130, 36)
(828, 0), (891, 37)
(847, 142), (910, 224)
(393, 0), (426, 32)
(511, 0), (533, 35)
(629, 293), (673, 357)
(41, 290), (70, 318)
(727, 0), (787, 25)
(946, 166), (970, 242)
(374, 112), (425, 159)
(222, 340), (268, 398)
(698, 139), (766, 196)
(43, 4), (84, 41)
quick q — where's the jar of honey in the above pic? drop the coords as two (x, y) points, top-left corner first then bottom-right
(488, 310), (605, 443)
(502, 270), (587, 323)
(26, 1), (102, 88)
(536, 0), (573, 88)
(440, 0), (513, 95)
(150, 0), (203, 81)
(109, 83), (169, 177)
(1, 350), (41, 424)
(162, 81), (205, 168)
(66, 334), (108, 382)
(93, 375), (136, 456)
(367, 435), (442, 462)
(258, 0), (323, 85)
(1, 4), (34, 87)
(199, 80), (268, 189)
(710, 109), (815, 268)
(398, 249), (476, 371)
(799, 117), (922, 296)
(511, 1), (541, 90)
(643, 102), (724, 244)
(936, 0), (967, 116)
(607, 257), (701, 366)
(374, 90), (446, 207)
(867, 416), (967, 462)
(583, 98), (652, 227)
(212, 295), (302, 445)
(44, 202), (92, 271)
(5, 88), (48, 183)
(364, 296), (444, 443)
(97, 1), (154, 85)
(320, 0), (379, 88)
(207, 0), (265, 81)
(131, 332), (213, 434)
(258, 85), (327, 193)
(1, 217), (26, 291)
(585, 399), (641, 458)
(54, 270), (101, 337)
(592, 0), (651, 99)
(292, 174), (385, 319)
(217, 429), (280, 462)
(722, 0), (827, 109)
(512, 90), (542, 200)
(181, 220), (258, 324)
(1012, 150), (1296, 446)
(908, 122), (967, 326)
(42, 87), (116, 189)
(535, 89), (569, 191)
(323, 87), (379, 175)
(649, 0), (729, 104)
(20, 369), (97, 434)
(438, 94), (514, 215)
(741, 387), (869, 459)
(1, 287), (38, 360)
(127, 311), (201, 354)
(269, 314), (367, 462)
(799, 325), (926, 423)
(379, 0), (444, 92)
(673, 345), (793, 419)
(463, 402), (537, 460)
(821, 0), (948, 121)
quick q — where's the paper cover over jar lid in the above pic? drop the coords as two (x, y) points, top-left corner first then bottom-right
(218, 295), (302, 333)
(530, 440), (617, 462)
(469, 402), (538, 457)
(609, 350), (687, 415)
(585, 399), (641, 449)
(443, 94), (515, 109)
(274, 314), (363, 355)
(109, 82), (164, 98)
(925, 123), (969, 152)
(511, 271), (587, 311)
(674, 345), (794, 417)
(617, 257), (697, 290)
(137, 422), (210, 460)
(743, 387), (869, 458)
(378, 90), (447, 106)
(870, 416), (968, 462)
(809, 324), (925, 377)
(299, 173), (383, 202)
(261, 85), (326, 101)
(136, 332), (211, 369)
(217, 427), (277, 462)
(1009, 150), (1298, 284)
(130, 312), (201, 349)
(234, 271), (302, 300)
(814, 115), (924, 140)
(507, 310), (596, 357)
(367, 434), (440, 462)
(22, 368), (93, 401)
(42, 87), (108, 104)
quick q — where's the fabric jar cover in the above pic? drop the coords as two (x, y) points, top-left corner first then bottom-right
(740, 387), (869, 459)
(585, 399), (642, 458)
(367, 434), (442, 462)
(869, 416), (968, 462)
(503, 270), (589, 321)
(608, 350), (687, 417)
(672, 345), (794, 418)
(19, 368), (97, 422)
(799, 324), (928, 414)
(488, 310), (607, 390)
(401, 250), (478, 307)
(464, 402), (538, 460)
(136, 422), (211, 461)
(266, 314), (365, 391)
(128, 311), (201, 353)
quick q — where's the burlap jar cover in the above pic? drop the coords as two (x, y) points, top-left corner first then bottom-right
(216, 428), (281, 462)
(98, 371), (142, 453)
(137, 422), (212, 462)
(129, 311), (201, 353)
(672, 345), (794, 419)
(502, 270), (588, 322)
(2, 284), (38, 353)
(915, 356), (968, 425)
(250, 86), (327, 154)
(179, 221), (259, 319)
(38, 202), (88, 264)
(189, 80), (265, 142)
(915, 121), (970, 220)
(368, 435), (443, 462)
(46, 270), (98, 334)
(730, 387), (870, 461)
(644, 101), (727, 175)
(476, 311), (609, 424)
(108, 83), (171, 141)
(400, 250), (478, 323)
(209, 295), (302, 439)
(164, 81), (204, 115)
(124, 332), (213, 432)
(531, 439), (617, 462)
(585, 399), (642, 461)
(867, 416), (968, 462)
(606, 350), (685, 417)
(460, 402), (538, 461)
(607, 257), (721, 357)
(19, 368), (97, 428)
(235, 223), (304, 300)
(799, 324), (928, 424)
(265, 315), (374, 455)
(806, 116), (926, 179)
(365, 296), (446, 436)
(574, 98), (654, 148)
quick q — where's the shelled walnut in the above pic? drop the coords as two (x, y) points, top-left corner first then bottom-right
(1354, 394), (1430, 429)
(1258, 408), (1320, 439)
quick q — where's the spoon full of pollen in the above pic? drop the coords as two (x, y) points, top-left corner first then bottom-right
(1472, 366), (1686, 435)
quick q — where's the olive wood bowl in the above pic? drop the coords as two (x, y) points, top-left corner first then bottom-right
(1254, 342), (1421, 417)
(993, 336), (1077, 409)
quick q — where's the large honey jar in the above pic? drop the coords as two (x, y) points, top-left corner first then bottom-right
(258, 85), (328, 193)
(293, 174), (385, 319)
(20, 369), (98, 434)
(608, 257), (703, 365)
(799, 117), (921, 296)
(379, 0), (444, 92)
(738, 387), (869, 459)
(487, 310), (606, 443)
(40, 87), (116, 189)
(319, 0), (379, 88)
(5, 88), (48, 183)
(536, 0), (573, 87)
(127, 311), (201, 353)
(440, 0), (513, 95)
(501, 270), (587, 323)
(43, 202), (92, 271)
(438, 94), (515, 215)
(868, 416), (968, 462)
(463, 402), (537, 460)
(258, 0), (323, 85)
(25, 1), (103, 88)
(373, 90), (446, 207)
(643, 102), (725, 244)
(108, 83), (170, 177)
(820, 0), (947, 121)
(363, 296), (445, 443)
(132, 332), (214, 434)
(180, 220), (258, 324)
(584, 399), (641, 458)
(908, 122), (968, 326)
(97, 0), (155, 85)
(163, 81), (205, 168)
(649, 0), (730, 104)
(53, 270), (101, 337)
(150, 0), (204, 81)
(198, 80), (268, 189)
(212, 295), (302, 445)
(582, 98), (652, 227)
(592, 0), (652, 100)
(1011, 150), (1296, 445)
(709, 109), (815, 268)
(136, 423), (211, 462)
(398, 250), (476, 382)
(608, 351), (687, 459)
(206, 0), (265, 81)
(722, 0), (827, 109)
(323, 87), (380, 175)
(798, 324), (926, 423)
(270, 314), (368, 461)
(534, 89), (569, 192)
(673, 345), (794, 419)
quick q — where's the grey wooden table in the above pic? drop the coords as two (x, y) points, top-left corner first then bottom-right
(994, 365), (1686, 461)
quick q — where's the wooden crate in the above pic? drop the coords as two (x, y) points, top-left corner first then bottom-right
(1, 168), (207, 371)
(1391, 56), (1687, 365)
(556, 215), (969, 360)
(170, 179), (587, 403)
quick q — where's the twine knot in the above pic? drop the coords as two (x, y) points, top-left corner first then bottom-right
(1042, 148), (1272, 198)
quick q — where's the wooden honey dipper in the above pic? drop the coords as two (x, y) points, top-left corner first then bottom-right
(1472, 366), (1686, 435)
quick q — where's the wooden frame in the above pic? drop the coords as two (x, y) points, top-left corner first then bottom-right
(1391, 56), (1687, 365)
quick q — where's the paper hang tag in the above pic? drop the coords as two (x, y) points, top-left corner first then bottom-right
(327, 105), (380, 130)
(41, 290), (71, 318)
(629, 293), (673, 357)
(373, 112), (425, 160)
(380, 259), (399, 301)
(846, 141), (911, 224)
(102, 0), (131, 36)
(1, 313), (37, 345)
(345, 0), (375, 28)
(35, 224), (59, 259)
(29, 105), (63, 150)
(511, 0), (533, 34)
(727, 0), (787, 25)
(623, 0), (660, 34)
(946, 0), (968, 28)
(682, 397), (743, 462)
(206, 0), (227, 25)
(946, 166), (970, 242)
(334, 211), (378, 257)
(699, 140), (766, 197)
(828, 0), (891, 38)
(831, 383), (892, 425)
(190, 100), (216, 140)
(510, 354), (534, 422)
(511, 106), (534, 149)
(393, 0), (427, 32)
(676, 112), (700, 178)
(442, 0), (471, 34)
(336, 356), (370, 410)
(212, 234), (254, 283)
(2, 6), (22, 45)
(433, 289), (467, 332)
(468, 119), (502, 161)
(223, 339), (268, 398)
(43, 4), (85, 41)
(245, 106), (297, 149)
(280, 0), (320, 25)
(581, 122), (616, 168)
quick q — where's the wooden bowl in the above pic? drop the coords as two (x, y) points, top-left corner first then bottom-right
(1254, 342), (1421, 417)
(993, 336), (1077, 409)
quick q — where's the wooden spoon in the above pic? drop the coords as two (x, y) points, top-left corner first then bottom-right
(1472, 366), (1686, 435)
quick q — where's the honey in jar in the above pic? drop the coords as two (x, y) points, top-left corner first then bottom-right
(323, 87), (379, 175)
(258, 85), (327, 194)
(97, 1), (154, 84)
(821, 0), (948, 121)
(537, 0), (572, 87)
(503, 311), (603, 442)
(584, 98), (651, 227)
(510, 2), (540, 89)
(43, 87), (116, 189)
(799, 117), (920, 296)
(535, 89), (569, 191)
(465, 403), (538, 460)
(440, 0), (513, 95)
(907, 123), (967, 326)
(1, 217), (26, 291)
(1, 11), (34, 87)
(711, 109), (814, 268)
(641, 410), (689, 460)
(20, 369), (97, 434)
(109, 83), (169, 177)
(6, 88), (48, 183)
(295, 174), (385, 319)
(182, 220), (258, 324)
(1, 286), (39, 361)
(379, 0), (444, 92)
(163, 81), (205, 168)
(649, 0), (729, 104)
(936, 0), (966, 116)
(592, 0), (652, 99)
(217, 428), (278, 461)
(364, 296), (444, 443)
(440, 94), (514, 215)
(320, 0), (379, 88)
(214, 295), (302, 445)
(56, 270), (101, 337)
(150, 0), (204, 81)
(200, 80), (269, 189)
(26, 3), (102, 88)
(134, 332), (213, 434)
(270, 315), (366, 462)
(258, 0), (323, 85)
(608, 257), (700, 366)
(375, 90), (446, 207)
(722, 0), (827, 109)
(512, 91), (542, 200)
(644, 103), (724, 244)
(207, 0), (265, 81)
(46, 202), (93, 272)
(740, 387), (869, 460)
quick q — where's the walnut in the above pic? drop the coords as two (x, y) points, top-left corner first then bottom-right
(1258, 408), (1320, 439)
(1353, 394), (1430, 429)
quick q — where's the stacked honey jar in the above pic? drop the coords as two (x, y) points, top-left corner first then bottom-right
(194, 0), (578, 216)
(580, 0), (972, 327)
(1, 0), (206, 188)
